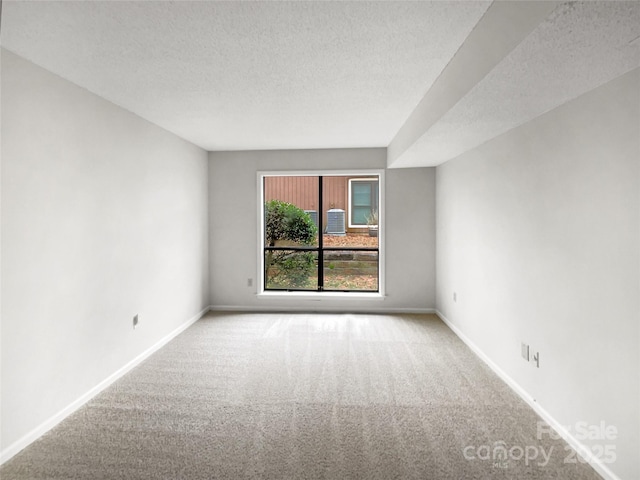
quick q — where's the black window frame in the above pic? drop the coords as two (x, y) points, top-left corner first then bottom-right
(263, 175), (380, 293)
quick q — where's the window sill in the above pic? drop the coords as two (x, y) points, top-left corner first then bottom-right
(257, 291), (385, 301)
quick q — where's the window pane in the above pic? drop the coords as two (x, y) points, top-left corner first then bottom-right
(351, 206), (370, 225)
(323, 250), (378, 291)
(265, 250), (318, 290)
(323, 176), (378, 245)
(352, 183), (372, 207)
(263, 176), (319, 247)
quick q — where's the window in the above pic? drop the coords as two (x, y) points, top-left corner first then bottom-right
(349, 178), (379, 227)
(260, 172), (383, 294)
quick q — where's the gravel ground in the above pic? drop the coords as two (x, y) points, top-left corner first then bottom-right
(322, 233), (378, 247)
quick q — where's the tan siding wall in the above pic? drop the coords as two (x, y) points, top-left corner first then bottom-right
(264, 176), (319, 211)
(323, 176), (347, 213)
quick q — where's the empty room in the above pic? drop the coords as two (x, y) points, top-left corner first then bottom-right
(1, 1), (638, 479)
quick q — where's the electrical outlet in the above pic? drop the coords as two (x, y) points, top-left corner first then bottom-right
(521, 342), (529, 361)
(532, 351), (540, 368)
(453, 292), (457, 302)
(133, 314), (139, 329)
(247, 278), (253, 287)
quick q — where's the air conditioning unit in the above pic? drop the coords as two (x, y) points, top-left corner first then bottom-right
(326, 209), (346, 236)
(304, 210), (318, 227)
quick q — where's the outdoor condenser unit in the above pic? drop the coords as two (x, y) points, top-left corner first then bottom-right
(304, 210), (318, 227)
(326, 209), (346, 235)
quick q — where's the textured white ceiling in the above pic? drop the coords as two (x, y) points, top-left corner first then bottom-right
(1, 0), (491, 151)
(389, 1), (640, 167)
(3, 1), (638, 162)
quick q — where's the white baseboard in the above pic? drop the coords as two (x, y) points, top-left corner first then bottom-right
(435, 310), (621, 480)
(0, 306), (210, 466)
(209, 304), (436, 314)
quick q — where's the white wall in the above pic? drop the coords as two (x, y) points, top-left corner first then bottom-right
(209, 149), (435, 312)
(436, 69), (639, 480)
(1, 50), (210, 454)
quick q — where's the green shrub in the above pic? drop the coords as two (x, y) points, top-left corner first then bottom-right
(265, 200), (318, 288)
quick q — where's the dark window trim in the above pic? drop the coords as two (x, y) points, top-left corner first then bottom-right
(263, 174), (380, 293)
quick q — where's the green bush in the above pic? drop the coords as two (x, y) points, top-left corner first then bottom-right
(265, 200), (318, 288)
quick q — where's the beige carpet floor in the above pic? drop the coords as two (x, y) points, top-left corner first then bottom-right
(1, 312), (602, 479)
